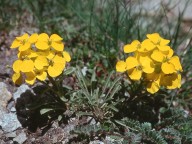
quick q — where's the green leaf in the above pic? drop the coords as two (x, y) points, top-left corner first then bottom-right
(64, 67), (76, 75)
(115, 120), (128, 128)
(58, 115), (62, 121)
(76, 111), (93, 117)
(91, 69), (97, 82)
(60, 96), (68, 102)
(108, 104), (119, 112)
(40, 108), (53, 115)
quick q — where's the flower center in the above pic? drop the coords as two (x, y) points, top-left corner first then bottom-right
(137, 65), (143, 71)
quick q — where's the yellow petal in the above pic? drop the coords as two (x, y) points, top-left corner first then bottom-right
(16, 33), (29, 40)
(51, 41), (64, 51)
(35, 41), (50, 50)
(36, 71), (47, 81)
(124, 44), (136, 53)
(163, 73), (181, 89)
(146, 33), (160, 44)
(63, 51), (71, 62)
(46, 51), (55, 60)
(146, 72), (160, 81)
(169, 56), (183, 72)
(18, 42), (31, 51)
(27, 50), (38, 58)
(38, 33), (49, 41)
(50, 34), (63, 41)
(25, 71), (36, 85)
(48, 63), (65, 77)
(170, 73), (181, 89)
(53, 55), (66, 64)
(48, 56), (66, 77)
(147, 81), (160, 94)
(157, 45), (170, 51)
(161, 48), (173, 58)
(161, 62), (175, 74)
(125, 57), (139, 69)
(142, 39), (155, 51)
(13, 60), (23, 73)
(12, 72), (22, 85)
(128, 68), (142, 80)
(10, 39), (21, 48)
(28, 33), (38, 43)
(141, 57), (154, 74)
(21, 60), (34, 72)
(151, 50), (164, 62)
(116, 61), (127, 72)
(34, 56), (48, 70)
(160, 38), (170, 46)
(123, 40), (139, 53)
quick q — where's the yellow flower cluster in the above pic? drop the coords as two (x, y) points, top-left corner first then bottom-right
(10, 33), (71, 85)
(116, 33), (183, 94)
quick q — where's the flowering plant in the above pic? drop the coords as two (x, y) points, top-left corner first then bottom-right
(10, 33), (71, 85)
(116, 33), (182, 94)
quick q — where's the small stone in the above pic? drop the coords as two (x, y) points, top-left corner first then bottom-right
(13, 132), (27, 144)
(0, 140), (5, 144)
(10, 107), (16, 112)
(7, 101), (15, 111)
(0, 113), (21, 132)
(0, 82), (12, 108)
(13, 84), (31, 101)
(89, 140), (104, 144)
(87, 116), (96, 125)
(31, 138), (35, 142)
(5, 131), (17, 138)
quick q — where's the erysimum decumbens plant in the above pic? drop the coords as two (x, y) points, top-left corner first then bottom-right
(10, 33), (71, 85)
(116, 33), (183, 94)
(10, 32), (186, 143)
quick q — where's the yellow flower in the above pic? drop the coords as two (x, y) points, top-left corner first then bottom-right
(147, 33), (170, 46)
(24, 70), (47, 85)
(12, 72), (23, 85)
(116, 61), (127, 72)
(117, 33), (183, 94)
(35, 33), (64, 51)
(151, 50), (182, 74)
(47, 55), (66, 77)
(10, 33), (38, 51)
(10, 33), (31, 51)
(17, 49), (38, 59)
(116, 56), (154, 80)
(124, 40), (146, 53)
(147, 81), (160, 94)
(145, 72), (161, 94)
(161, 73), (181, 89)
(34, 55), (48, 70)
(35, 70), (47, 81)
(12, 59), (34, 73)
(25, 71), (36, 85)
(128, 56), (154, 80)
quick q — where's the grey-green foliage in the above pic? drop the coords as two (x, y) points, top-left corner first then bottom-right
(115, 108), (192, 144)
(69, 67), (122, 122)
(116, 118), (167, 144)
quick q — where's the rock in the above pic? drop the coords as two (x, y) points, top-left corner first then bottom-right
(13, 84), (31, 100)
(135, 0), (192, 20)
(0, 82), (12, 108)
(13, 132), (27, 144)
(10, 107), (16, 112)
(7, 101), (15, 111)
(5, 131), (17, 138)
(89, 140), (104, 144)
(0, 140), (6, 144)
(0, 113), (21, 132)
